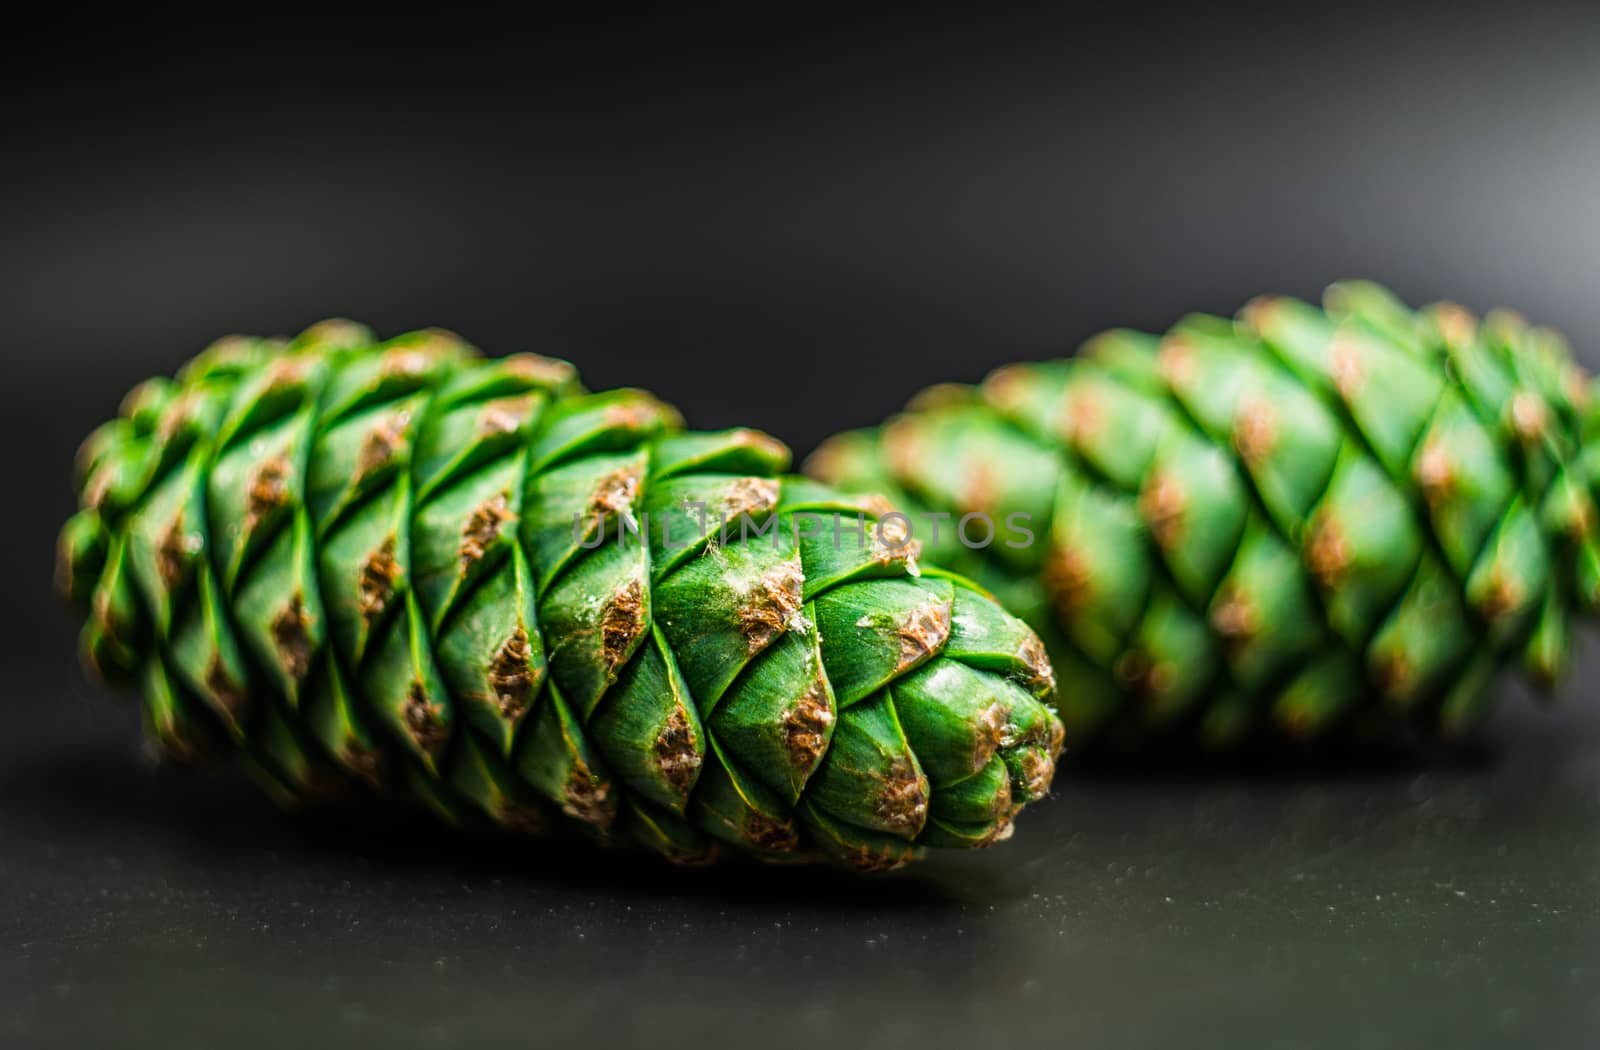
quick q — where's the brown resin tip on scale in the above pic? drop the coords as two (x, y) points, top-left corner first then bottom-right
(478, 395), (534, 438)
(1231, 397), (1278, 466)
(403, 682), (448, 755)
(1210, 588), (1259, 646)
(982, 365), (1031, 414)
(781, 683), (834, 773)
(1156, 335), (1197, 388)
(874, 759), (928, 838)
(561, 766), (614, 830)
(1016, 745), (1057, 800)
(354, 411), (410, 483)
(503, 352), (578, 389)
(742, 812), (801, 853)
(1509, 391), (1550, 442)
(487, 627), (535, 720)
(1328, 334), (1365, 400)
(1138, 471), (1187, 549)
(498, 803), (550, 837)
(1430, 302), (1478, 349)
(1017, 634), (1056, 697)
(245, 455), (293, 532)
(727, 428), (789, 463)
(1415, 441), (1455, 504)
(588, 467), (641, 528)
(1238, 294), (1282, 335)
(157, 512), (199, 588)
(1043, 545), (1092, 614)
(973, 701), (1007, 772)
(721, 476), (780, 522)
(1304, 515), (1350, 589)
(599, 580), (647, 672)
(340, 742), (384, 790)
(1479, 569), (1526, 624)
(1061, 386), (1104, 446)
(204, 656), (248, 721)
(653, 704), (702, 798)
(358, 537), (400, 623)
(844, 845), (910, 874)
(271, 592), (314, 682)
(896, 599), (951, 672)
(1374, 652), (1415, 705)
(736, 559), (805, 654)
(459, 492), (515, 572)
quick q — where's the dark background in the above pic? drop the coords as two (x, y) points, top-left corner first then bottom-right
(5, 6), (1600, 1047)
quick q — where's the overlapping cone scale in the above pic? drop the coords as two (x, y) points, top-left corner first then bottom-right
(58, 321), (1061, 869)
(809, 281), (1600, 750)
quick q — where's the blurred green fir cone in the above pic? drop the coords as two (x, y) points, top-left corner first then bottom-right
(58, 322), (1061, 870)
(809, 281), (1600, 752)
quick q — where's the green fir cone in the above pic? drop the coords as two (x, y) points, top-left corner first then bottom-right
(58, 322), (1061, 870)
(808, 281), (1600, 751)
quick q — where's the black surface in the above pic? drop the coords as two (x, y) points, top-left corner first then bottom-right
(6, 7), (1600, 1048)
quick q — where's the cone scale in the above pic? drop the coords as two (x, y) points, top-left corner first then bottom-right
(59, 323), (1061, 869)
(809, 282), (1600, 750)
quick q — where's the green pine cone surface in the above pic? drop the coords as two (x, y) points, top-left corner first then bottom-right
(59, 322), (1061, 870)
(809, 282), (1600, 750)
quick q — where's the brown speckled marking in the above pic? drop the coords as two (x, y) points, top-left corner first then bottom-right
(1015, 745), (1056, 800)
(982, 365), (1030, 414)
(1045, 715), (1066, 761)
(1210, 588), (1258, 645)
(736, 559), (804, 653)
(880, 418), (922, 480)
(504, 352), (577, 388)
(355, 411), (410, 482)
(973, 701), (1007, 772)
(589, 466), (640, 525)
(1018, 634), (1056, 697)
(157, 511), (197, 588)
(498, 803), (549, 836)
(722, 476), (780, 522)
(1329, 335), (1364, 399)
(1304, 515), (1349, 589)
(487, 627), (535, 720)
(478, 394), (533, 438)
(844, 846), (909, 874)
(358, 537), (400, 622)
(271, 593), (314, 682)
(1232, 398), (1277, 466)
(1479, 568), (1525, 623)
(1415, 441), (1455, 504)
(653, 705), (702, 798)
(245, 455), (293, 532)
(561, 766), (614, 830)
(1374, 651), (1415, 705)
(1062, 384), (1104, 446)
(896, 599), (951, 671)
(459, 492), (514, 572)
(1043, 545), (1091, 614)
(600, 580), (647, 672)
(340, 743), (384, 789)
(1156, 336), (1196, 387)
(1432, 303), (1478, 349)
(869, 514), (921, 568)
(781, 683), (834, 774)
(1138, 471), (1186, 548)
(875, 758), (928, 837)
(404, 682), (448, 754)
(1510, 391), (1550, 441)
(1239, 295), (1281, 335)
(743, 813), (800, 853)
(205, 656), (247, 721)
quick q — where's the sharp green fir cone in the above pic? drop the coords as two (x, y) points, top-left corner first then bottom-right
(58, 322), (1061, 870)
(809, 281), (1600, 751)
